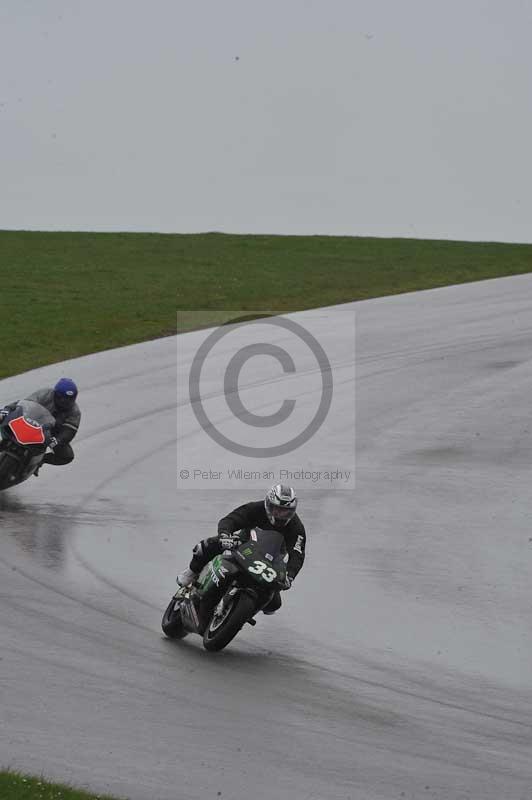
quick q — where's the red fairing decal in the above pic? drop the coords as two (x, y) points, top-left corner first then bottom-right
(8, 416), (46, 445)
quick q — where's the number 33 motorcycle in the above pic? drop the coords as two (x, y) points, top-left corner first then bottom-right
(162, 527), (288, 651)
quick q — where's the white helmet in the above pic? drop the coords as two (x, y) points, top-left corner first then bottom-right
(264, 484), (297, 526)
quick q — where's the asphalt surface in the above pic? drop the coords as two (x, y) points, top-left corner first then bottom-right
(1, 275), (532, 800)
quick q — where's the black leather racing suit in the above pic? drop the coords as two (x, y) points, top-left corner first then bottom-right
(188, 501), (307, 612)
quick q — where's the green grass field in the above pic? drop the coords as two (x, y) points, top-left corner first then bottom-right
(0, 771), (123, 800)
(1, 230), (531, 380)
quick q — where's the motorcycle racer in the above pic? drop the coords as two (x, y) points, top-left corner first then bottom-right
(0, 378), (80, 472)
(177, 484), (306, 614)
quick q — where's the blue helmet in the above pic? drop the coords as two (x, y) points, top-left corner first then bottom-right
(54, 377), (78, 411)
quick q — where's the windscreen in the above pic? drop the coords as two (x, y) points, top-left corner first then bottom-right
(249, 527), (286, 557)
(17, 400), (55, 427)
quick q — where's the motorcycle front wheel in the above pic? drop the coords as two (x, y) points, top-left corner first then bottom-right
(0, 453), (19, 490)
(203, 591), (256, 652)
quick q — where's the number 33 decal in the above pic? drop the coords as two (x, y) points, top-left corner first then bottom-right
(248, 560), (277, 582)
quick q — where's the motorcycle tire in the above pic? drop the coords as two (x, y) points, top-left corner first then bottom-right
(0, 453), (18, 489)
(203, 591), (256, 652)
(161, 596), (188, 639)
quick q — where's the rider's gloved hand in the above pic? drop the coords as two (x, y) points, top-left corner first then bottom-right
(48, 436), (58, 450)
(0, 408), (9, 423)
(282, 575), (293, 591)
(219, 533), (239, 550)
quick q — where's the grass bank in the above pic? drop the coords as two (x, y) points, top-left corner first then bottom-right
(0, 771), (123, 800)
(1, 230), (531, 379)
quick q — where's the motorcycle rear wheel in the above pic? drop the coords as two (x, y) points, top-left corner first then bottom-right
(161, 596), (188, 639)
(203, 592), (256, 652)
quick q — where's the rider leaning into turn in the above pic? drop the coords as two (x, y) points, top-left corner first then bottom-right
(177, 484), (307, 615)
(0, 378), (80, 472)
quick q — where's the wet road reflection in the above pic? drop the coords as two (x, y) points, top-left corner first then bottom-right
(0, 494), (75, 570)
(0, 492), (137, 574)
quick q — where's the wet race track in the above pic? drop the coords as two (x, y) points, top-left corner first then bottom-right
(1, 275), (532, 800)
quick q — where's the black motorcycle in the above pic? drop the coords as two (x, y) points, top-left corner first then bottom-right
(162, 527), (288, 651)
(0, 401), (55, 490)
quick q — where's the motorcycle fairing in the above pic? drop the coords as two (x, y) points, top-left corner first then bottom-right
(234, 540), (287, 587)
(8, 415), (46, 445)
(197, 555), (240, 603)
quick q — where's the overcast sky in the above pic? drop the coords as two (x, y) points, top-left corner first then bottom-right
(1, 0), (531, 242)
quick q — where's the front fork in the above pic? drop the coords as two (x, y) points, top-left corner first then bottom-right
(1, 441), (45, 471)
(211, 585), (261, 627)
